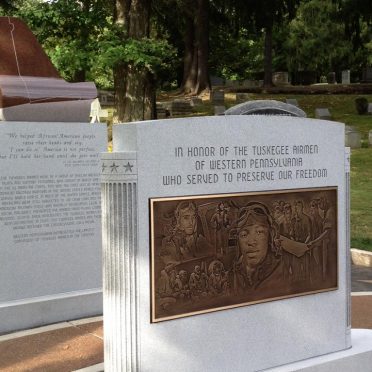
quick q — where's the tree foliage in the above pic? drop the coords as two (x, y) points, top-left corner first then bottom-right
(227, 0), (300, 86)
(0, 0), (17, 12)
(287, 0), (351, 74)
(2, 0), (372, 119)
(287, 0), (372, 76)
(96, 27), (175, 75)
(16, 0), (112, 82)
(334, 0), (372, 50)
(13, 0), (175, 91)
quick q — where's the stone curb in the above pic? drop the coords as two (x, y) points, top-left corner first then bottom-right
(73, 362), (104, 372)
(351, 248), (372, 267)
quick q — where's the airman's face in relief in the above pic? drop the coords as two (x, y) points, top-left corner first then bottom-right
(179, 209), (196, 235)
(238, 224), (269, 268)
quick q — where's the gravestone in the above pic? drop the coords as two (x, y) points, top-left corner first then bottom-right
(171, 99), (193, 116)
(210, 76), (224, 87)
(367, 103), (372, 115)
(327, 72), (336, 84)
(272, 71), (290, 86)
(101, 115), (364, 372)
(90, 98), (108, 123)
(235, 93), (250, 103)
(225, 80), (240, 88)
(362, 67), (372, 83)
(315, 108), (332, 120)
(345, 126), (361, 149)
(210, 90), (225, 106)
(156, 102), (170, 119)
(190, 97), (203, 107)
(286, 98), (299, 107)
(0, 17), (96, 122)
(342, 70), (351, 84)
(292, 71), (317, 85)
(241, 80), (254, 88)
(0, 122), (107, 333)
(225, 100), (306, 117)
(214, 105), (225, 115)
(98, 90), (115, 107)
(369, 130), (372, 147)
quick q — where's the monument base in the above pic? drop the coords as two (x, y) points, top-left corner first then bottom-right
(266, 329), (372, 372)
(0, 289), (102, 335)
(0, 99), (93, 122)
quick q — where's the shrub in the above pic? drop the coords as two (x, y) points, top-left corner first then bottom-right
(355, 97), (369, 115)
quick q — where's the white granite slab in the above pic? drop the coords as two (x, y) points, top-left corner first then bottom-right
(0, 122), (107, 333)
(107, 116), (348, 371)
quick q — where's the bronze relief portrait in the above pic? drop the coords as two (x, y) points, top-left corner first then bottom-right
(150, 187), (338, 322)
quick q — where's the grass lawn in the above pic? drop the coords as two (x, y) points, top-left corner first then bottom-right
(350, 148), (372, 251)
(188, 93), (372, 250)
(237, 94), (372, 250)
(110, 91), (372, 250)
(228, 93), (372, 142)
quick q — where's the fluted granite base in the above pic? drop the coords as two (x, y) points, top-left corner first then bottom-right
(102, 117), (351, 372)
(101, 152), (138, 372)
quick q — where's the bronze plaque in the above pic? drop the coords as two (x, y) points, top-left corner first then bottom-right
(150, 187), (338, 322)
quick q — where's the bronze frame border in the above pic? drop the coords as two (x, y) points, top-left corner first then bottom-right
(150, 186), (339, 323)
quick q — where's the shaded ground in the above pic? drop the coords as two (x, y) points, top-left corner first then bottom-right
(352, 264), (372, 292)
(0, 321), (103, 372)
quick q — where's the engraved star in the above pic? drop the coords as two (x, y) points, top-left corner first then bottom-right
(110, 162), (119, 173)
(123, 162), (134, 173)
(102, 163), (107, 172)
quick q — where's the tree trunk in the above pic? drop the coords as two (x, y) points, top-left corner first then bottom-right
(181, 0), (210, 95)
(181, 13), (195, 90)
(183, 44), (198, 94)
(72, 0), (91, 82)
(113, 62), (127, 121)
(194, 0), (210, 94)
(115, 0), (130, 26)
(263, 24), (273, 88)
(114, 0), (155, 122)
(73, 69), (86, 82)
(121, 65), (154, 122)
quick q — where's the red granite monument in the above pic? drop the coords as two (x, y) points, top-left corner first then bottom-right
(0, 17), (97, 121)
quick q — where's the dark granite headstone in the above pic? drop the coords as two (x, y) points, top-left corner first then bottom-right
(210, 90), (225, 105)
(241, 80), (256, 88)
(286, 98), (299, 107)
(225, 80), (240, 88)
(327, 72), (336, 84)
(210, 76), (225, 86)
(272, 72), (289, 86)
(98, 90), (115, 107)
(190, 97), (203, 107)
(315, 108), (331, 120)
(156, 102), (170, 119)
(224, 100), (306, 117)
(291, 71), (317, 85)
(171, 99), (193, 116)
(235, 93), (250, 103)
(214, 105), (225, 115)
(362, 68), (372, 83)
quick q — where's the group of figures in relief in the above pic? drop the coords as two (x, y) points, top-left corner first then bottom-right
(152, 189), (337, 321)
